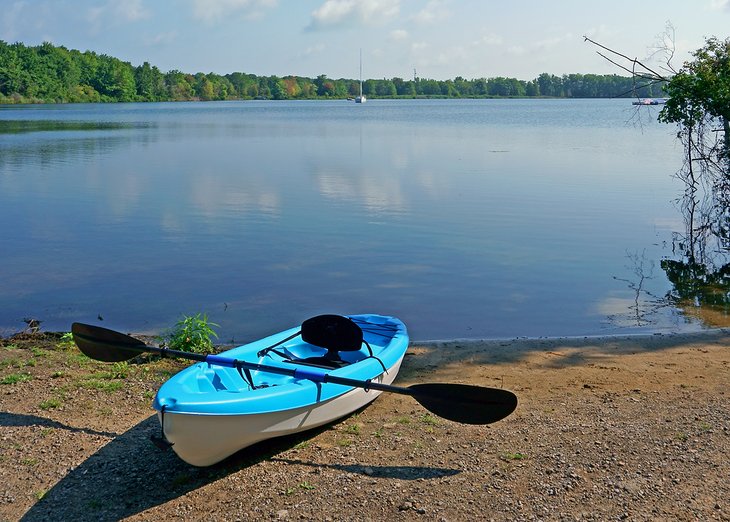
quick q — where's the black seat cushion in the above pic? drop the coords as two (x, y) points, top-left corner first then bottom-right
(301, 315), (363, 352)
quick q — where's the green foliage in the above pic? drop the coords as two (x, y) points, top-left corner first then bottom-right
(660, 37), (730, 128)
(661, 258), (730, 312)
(0, 39), (668, 104)
(164, 313), (219, 354)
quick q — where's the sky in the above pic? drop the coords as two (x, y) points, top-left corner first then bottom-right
(2, 0), (729, 81)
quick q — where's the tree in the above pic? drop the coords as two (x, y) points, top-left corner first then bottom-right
(659, 37), (730, 165)
(93, 55), (136, 101)
(135, 61), (166, 101)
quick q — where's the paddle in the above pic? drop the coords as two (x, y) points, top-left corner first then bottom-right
(71, 322), (517, 425)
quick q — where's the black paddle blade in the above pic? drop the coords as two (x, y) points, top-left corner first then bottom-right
(409, 383), (517, 425)
(71, 322), (147, 362)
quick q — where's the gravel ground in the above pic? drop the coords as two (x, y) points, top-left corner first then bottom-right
(1, 330), (728, 521)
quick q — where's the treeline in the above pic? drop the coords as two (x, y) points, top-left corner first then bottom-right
(0, 40), (666, 104)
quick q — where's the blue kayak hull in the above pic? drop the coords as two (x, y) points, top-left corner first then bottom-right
(152, 314), (408, 466)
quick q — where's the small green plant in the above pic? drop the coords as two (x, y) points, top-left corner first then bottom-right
(345, 423), (362, 435)
(57, 332), (75, 350)
(79, 379), (124, 393)
(420, 413), (439, 426)
(1, 373), (32, 385)
(39, 398), (62, 410)
(501, 452), (526, 461)
(0, 358), (23, 369)
(337, 437), (354, 447)
(299, 481), (316, 490)
(164, 313), (219, 354)
(30, 347), (48, 358)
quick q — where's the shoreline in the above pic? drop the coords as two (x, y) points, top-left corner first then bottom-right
(413, 326), (729, 346)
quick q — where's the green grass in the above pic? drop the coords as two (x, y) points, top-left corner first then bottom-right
(78, 379), (124, 392)
(30, 347), (49, 358)
(1, 373), (32, 385)
(0, 358), (25, 369)
(501, 452), (526, 461)
(344, 423), (362, 435)
(39, 398), (62, 410)
(420, 413), (439, 426)
(337, 437), (354, 447)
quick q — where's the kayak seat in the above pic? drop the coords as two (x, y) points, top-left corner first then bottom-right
(293, 314), (364, 369)
(257, 314), (387, 372)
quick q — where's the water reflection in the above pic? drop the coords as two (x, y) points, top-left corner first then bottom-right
(660, 182), (730, 327)
(605, 250), (675, 328)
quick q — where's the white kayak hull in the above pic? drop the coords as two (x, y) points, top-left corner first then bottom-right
(158, 357), (403, 466)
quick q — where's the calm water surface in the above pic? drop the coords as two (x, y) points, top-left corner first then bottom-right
(0, 99), (703, 341)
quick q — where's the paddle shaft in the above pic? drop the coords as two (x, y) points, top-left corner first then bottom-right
(71, 323), (518, 424)
(72, 331), (409, 394)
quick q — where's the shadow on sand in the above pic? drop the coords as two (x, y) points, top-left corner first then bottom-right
(0, 412), (118, 438)
(20, 413), (460, 521)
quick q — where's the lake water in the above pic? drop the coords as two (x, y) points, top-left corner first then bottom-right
(0, 99), (706, 342)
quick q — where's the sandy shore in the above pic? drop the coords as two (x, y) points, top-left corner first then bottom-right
(1, 330), (729, 521)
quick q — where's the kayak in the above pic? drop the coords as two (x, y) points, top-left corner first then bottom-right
(151, 314), (408, 466)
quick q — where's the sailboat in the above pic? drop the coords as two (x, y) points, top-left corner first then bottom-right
(355, 49), (366, 103)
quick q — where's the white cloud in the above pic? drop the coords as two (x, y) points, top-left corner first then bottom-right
(389, 29), (409, 41)
(307, 0), (400, 30)
(299, 43), (326, 58)
(144, 31), (178, 46)
(413, 0), (450, 25)
(85, 0), (150, 34)
(115, 0), (150, 21)
(534, 33), (574, 50)
(472, 32), (503, 47)
(192, 0), (278, 24)
(709, 0), (729, 10)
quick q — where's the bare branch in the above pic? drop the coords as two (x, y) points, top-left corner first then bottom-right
(583, 35), (669, 81)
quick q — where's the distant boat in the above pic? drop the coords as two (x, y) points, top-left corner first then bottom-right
(632, 98), (667, 105)
(355, 49), (366, 104)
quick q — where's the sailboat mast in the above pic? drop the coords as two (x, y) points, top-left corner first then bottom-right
(356, 48), (366, 103)
(359, 48), (363, 97)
